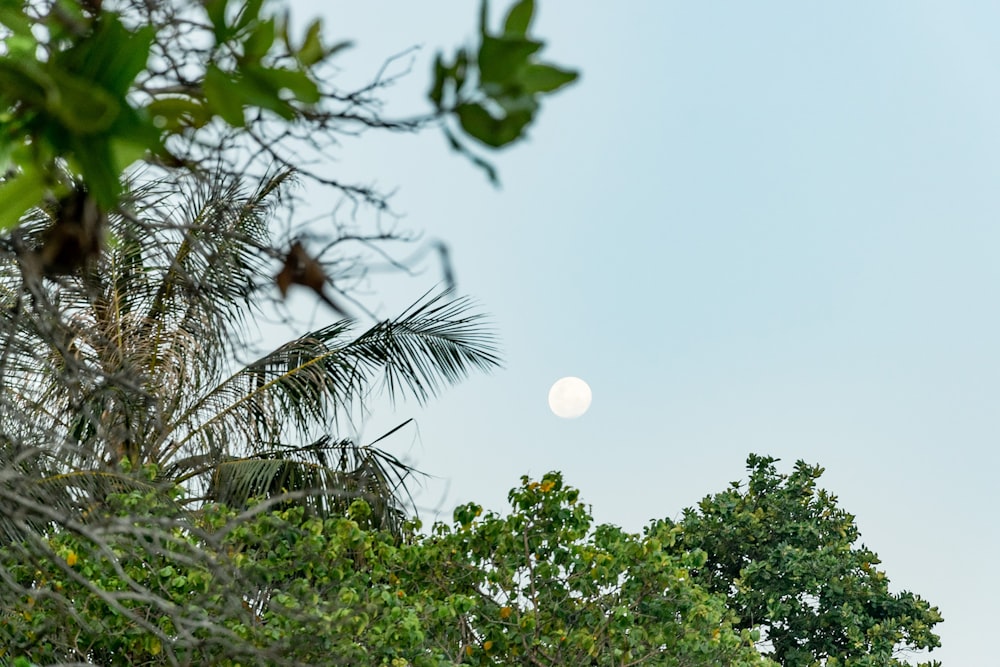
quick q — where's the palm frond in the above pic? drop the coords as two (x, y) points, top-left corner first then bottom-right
(170, 291), (500, 468)
(0, 448), (167, 544)
(159, 319), (358, 467)
(133, 169), (292, 377)
(203, 436), (418, 533)
(349, 291), (502, 404)
(0, 445), (69, 544)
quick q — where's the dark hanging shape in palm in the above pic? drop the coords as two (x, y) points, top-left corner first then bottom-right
(38, 185), (107, 277)
(0, 171), (500, 536)
(275, 240), (350, 317)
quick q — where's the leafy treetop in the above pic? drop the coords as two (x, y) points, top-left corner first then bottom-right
(670, 454), (943, 667)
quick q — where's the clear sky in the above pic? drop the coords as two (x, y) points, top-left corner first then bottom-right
(281, 2), (1000, 663)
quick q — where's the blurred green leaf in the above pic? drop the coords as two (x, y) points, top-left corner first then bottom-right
(204, 65), (245, 127)
(251, 66), (320, 105)
(429, 54), (447, 107)
(0, 166), (46, 231)
(48, 69), (119, 133)
(298, 18), (324, 66)
(503, 0), (534, 36)
(0, 4), (33, 39)
(441, 126), (499, 184)
(243, 17), (275, 62)
(240, 65), (297, 118)
(147, 97), (213, 131)
(519, 62), (577, 93)
(57, 15), (155, 99)
(433, 1), (577, 180)
(456, 102), (530, 147)
(108, 106), (164, 169)
(205, 0), (230, 42)
(69, 133), (118, 206)
(325, 40), (352, 60)
(234, 0), (264, 32)
(478, 35), (541, 84)
(0, 60), (48, 109)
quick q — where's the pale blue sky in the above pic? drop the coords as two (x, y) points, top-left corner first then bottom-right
(282, 2), (1000, 663)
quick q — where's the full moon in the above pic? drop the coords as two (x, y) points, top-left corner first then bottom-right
(547, 377), (592, 418)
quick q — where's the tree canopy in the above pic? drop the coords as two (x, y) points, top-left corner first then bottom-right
(0, 474), (773, 665)
(0, 463), (942, 665)
(670, 455), (943, 667)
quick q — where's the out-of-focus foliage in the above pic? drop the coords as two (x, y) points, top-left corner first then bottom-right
(670, 455), (943, 667)
(0, 0), (576, 227)
(429, 0), (578, 181)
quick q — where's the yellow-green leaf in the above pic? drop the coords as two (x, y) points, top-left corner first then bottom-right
(298, 18), (323, 66)
(0, 167), (47, 232)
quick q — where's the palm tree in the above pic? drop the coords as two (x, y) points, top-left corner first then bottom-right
(0, 169), (500, 536)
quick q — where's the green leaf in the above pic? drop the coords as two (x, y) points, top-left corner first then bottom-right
(518, 63), (578, 93)
(442, 127), (498, 184)
(325, 40), (353, 60)
(69, 134), (120, 206)
(503, 0), (534, 36)
(48, 69), (120, 133)
(108, 104), (165, 168)
(234, 0), (264, 32)
(243, 17), (275, 62)
(204, 65), (245, 127)
(61, 16), (155, 98)
(110, 132), (156, 174)
(454, 102), (496, 140)
(492, 92), (538, 115)
(298, 18), (324, 67)
(0, 60), (48, 109)
(96, 23), (156, 98)
(456, 103), (531, 147)
(429, 53), (447, 108)
(2, 32), (36, 57)
(250, 66), (320, 105)
(454, 49), (469, 90)
(205, 0), (230, 42)
(239, 65), (298, 118)
(478, 35), (542, 84)
(479, 0), (489, 37)
(0, 167), (47, 231)
(147, 97), (213, 131)
(0, 5), (34, 39)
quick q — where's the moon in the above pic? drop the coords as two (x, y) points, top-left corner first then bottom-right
(548, 377), (592, 418)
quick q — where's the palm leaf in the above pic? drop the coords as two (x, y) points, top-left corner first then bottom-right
(162, 291), (498, 482)
(156, 292), (496, 525)
(348, 290), (502, 404)
(203, 435), (418, 533)
(174, 291), (499, 455)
